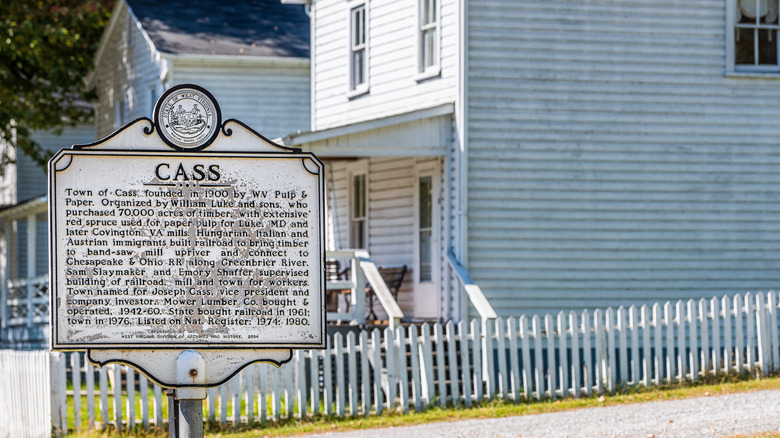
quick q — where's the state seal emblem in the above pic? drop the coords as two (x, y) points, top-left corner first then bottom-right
(154, 84), (221, 151)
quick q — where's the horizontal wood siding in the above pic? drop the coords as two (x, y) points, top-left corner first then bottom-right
(94, 6), (165, 139)
(312, 0), (457, 131)
(172, 63), (310, 141)
(467, 0), (780, 315)
(19, 126), (95, 202)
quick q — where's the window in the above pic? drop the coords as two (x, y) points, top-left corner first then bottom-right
(418, 0), (440, 76)
(115, 96), (125, 129)
(417, 175), (433, 282)
(350, 172), (367, 249)
(730, 0), (780, 72)
(349, 4), (368, 94)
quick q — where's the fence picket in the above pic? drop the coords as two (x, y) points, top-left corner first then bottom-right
(483, 319), (496, 399)
(545, 314), (558, 399)
(723, 296), (733, 375)
(664, 302), (676, 383)
(640, 306), (651, 387)
(258, 364), (267, 423)
(629, 306), (640, 385)
(307, 353), (318, 417)
(676, 301), (686, 382)
(85, 361), (95, 430)
(605, 308), (616, 394)
(335, 332), (346, 417)
(385, 327), (398, 411)
(532, 315), (543, 399)
(372, 329), (384, 414)
(434, 323), (447, 406)
(569, 312), (581, 398)
(653, 304), (662, 385)
(770, 292), (779, 372)
(397, 326), (410, 413)
(735, 294), (745, 375)
(246, 362), (256, 423)
(139, 373), (149, 429)
(519, 316), (532, 401)
(273, 362), (282, 420)
(446, 321), (461, 404)
(699, 299), (711, 376)
(127, 367), (136, 429)
(458, 320), (473, 407)
(99, 366), (108, 429)
(507, 317), (520, 402)
(72, 353), (82, 433)
(471, 320), (483, 402)
(745, 293), (756, 374)
(284, 356), (294, 419)
(687, 300), (700, 381)
(359, 330), (370, 415)
(594, 310), (606, 395)
(495, 317), (508, 399)
(581, 311), (593, 397)
(711, 298), (721, 375)
(113, 364), (122, 430)
(409, 325), (422, 411)
(557, 313), (570, 398)
(756, 292), (768, 375)
(617, 307), (628, 387)
(347, 332), (358, 416)
(420, 323), (435, 405)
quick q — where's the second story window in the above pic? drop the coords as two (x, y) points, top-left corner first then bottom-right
(350, 4), (368, 94)
(418, 0), (439, 75)
(731, 0), (780, 72)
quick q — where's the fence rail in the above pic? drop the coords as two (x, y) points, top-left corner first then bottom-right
(2, 291), (780, 436)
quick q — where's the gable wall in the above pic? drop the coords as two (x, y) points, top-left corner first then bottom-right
(93, 5), (166, 139)
(467, 0), (780, 316)
(172, 62), (310, 141)
(311, 0), (458, 131)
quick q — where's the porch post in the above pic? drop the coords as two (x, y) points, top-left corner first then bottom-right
(26, 213), (36, 328)
(0, 219), (10, 330)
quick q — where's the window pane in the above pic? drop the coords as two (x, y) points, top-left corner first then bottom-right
(425, 29), (436, 67)
(419, 230), (432, 282)
(761, 0), (779, 23)
(419, 176), (432, 229)
(353, 174), (366, 218)
(735, 27), (756, 64)
(353, 50), (365, 86)
(759, 28), (778, 64)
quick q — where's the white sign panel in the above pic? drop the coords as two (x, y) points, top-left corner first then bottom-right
(50, 151), (324, 349)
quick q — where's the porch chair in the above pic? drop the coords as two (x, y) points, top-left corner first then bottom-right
(366, 265), (407, 322)
(325, 259), (350, 312)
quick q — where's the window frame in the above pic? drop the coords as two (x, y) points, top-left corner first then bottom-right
(348, 3), (370, 97)
(347, 161), (369, 250)
(416, 0), (441, 80)
(727, 0), (780, 75)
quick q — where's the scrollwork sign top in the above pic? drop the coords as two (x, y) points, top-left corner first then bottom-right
(73, 84), (300, 154)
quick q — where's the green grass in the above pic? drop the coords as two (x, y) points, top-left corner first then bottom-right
(66, 374), (780, 437)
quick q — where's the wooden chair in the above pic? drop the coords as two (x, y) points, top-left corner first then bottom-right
(325, 259), (350, 312)
(366, 265), (407, 322)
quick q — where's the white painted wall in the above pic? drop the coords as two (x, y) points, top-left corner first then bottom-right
(466, 0), (780, 315)
(311, 0), (458, 131)
(172, 60), (310, 141)
(93, 5), (165, 139)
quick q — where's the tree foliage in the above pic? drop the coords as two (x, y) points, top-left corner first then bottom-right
(0, 1), (114, 171)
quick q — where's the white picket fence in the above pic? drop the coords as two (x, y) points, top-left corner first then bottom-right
(2, 291), (780, 437)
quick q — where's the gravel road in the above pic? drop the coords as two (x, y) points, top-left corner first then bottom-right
(304, 390), (780, 438)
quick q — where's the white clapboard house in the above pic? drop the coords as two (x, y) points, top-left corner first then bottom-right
(283, 0), (780, 323)
(0, 0), (312, 349)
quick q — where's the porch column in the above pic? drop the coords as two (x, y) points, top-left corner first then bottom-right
(26, 214), (36, 328)
(0, 219), (10, 330)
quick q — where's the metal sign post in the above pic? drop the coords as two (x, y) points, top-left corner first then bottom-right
(49, 85), (325, 436)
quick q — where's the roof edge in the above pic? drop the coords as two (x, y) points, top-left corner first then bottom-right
(167, 53), (309, 67)
(283, 103), (454, 146)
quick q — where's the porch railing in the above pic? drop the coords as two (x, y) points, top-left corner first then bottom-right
(326, 250), (404, 328)
(447, 249), (497, 321)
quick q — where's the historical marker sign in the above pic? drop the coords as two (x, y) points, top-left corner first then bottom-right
(49, 85), (325, 382)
